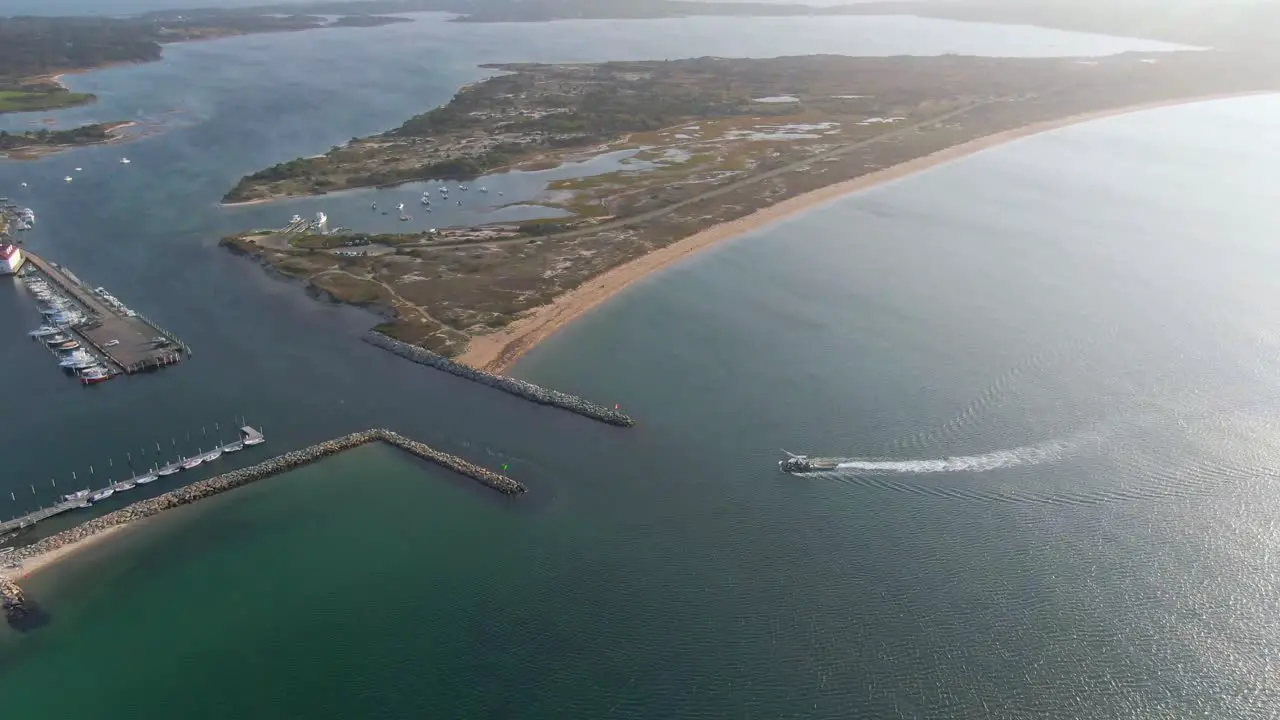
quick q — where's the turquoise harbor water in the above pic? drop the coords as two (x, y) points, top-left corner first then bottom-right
(2, 11), (1278, 719)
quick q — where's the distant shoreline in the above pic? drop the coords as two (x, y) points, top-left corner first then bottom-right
(457, 89), (1277, 373)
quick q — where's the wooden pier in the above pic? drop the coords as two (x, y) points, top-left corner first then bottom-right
(0, 427), (265, 537)
(21, 252), (190, 376)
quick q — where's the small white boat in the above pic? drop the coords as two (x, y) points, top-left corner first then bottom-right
(244, 436), (265, 447)
(64, 176), (74, 183)
(89, 487), (115, 502)
(19, 182), (27, 187)
(63, 489), (90, 502)
(115, 481), (137, 492)
(479, 187), (488, 193)
(120, 157), (131, 164)
(498, 191), (504, 196)
(204, 449), (223, 462)
(157, 465), (180, 476)
(181, 455), (204, 470)
(421, 196), (432, 205)
(74, 167), (82, 172)
(223, 441), (244, 453)
(396, 203), (405, 211)
(135, 473), (158, 485)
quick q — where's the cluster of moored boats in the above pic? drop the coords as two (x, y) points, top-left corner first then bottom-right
(23, 274), (112, 385)
(367, 183), (500, 221)
(59, 430), (266, 506)
(10, 207), (35, 232)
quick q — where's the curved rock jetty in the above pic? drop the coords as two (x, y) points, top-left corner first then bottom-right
(364, 331), (635, 427)
(0, 429), (523, 604)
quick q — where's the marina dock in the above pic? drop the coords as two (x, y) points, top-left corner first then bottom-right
(21, 252), (190, 375)
(0, 427), (265, 537)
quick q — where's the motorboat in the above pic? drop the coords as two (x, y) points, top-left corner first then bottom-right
(29, 326), (61, 338)
(135, 472), (158, 485)
(204, 449), (223, 462)
(115, 480), (137, 492)
(60, 351), (98, 369)
(157, 465), (181, 477)
(64, 176), (73, 183)
(778, 451), (840, 474)
(80, 366), (112, 384)
(181, 455), (204, 470)
(53, 339), (81, 351)
(63, 489), (90, 502)
(223, 441), (244, 453)
(89, 487), (115, 502)
(120, 157), (131, 164)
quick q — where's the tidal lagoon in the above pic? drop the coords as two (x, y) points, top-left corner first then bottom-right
(2, 12), (1277, 719)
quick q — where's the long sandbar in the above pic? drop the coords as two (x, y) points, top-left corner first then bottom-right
(458, 91), (1276, 373)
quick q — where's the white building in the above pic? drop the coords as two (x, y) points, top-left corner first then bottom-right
(0, 244), (24, 275)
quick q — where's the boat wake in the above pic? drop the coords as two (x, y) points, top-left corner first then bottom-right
(816, 438), (1081, 475)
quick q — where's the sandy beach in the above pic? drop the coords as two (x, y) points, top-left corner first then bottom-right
(457, 90), (1275, 373)
(0, 524), (131, 582)
(220, 196), (286, 208)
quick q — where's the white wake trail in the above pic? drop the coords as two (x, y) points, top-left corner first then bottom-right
(825, 438), (1080, 474)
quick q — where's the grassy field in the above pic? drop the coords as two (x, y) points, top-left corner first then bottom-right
(0, 89), (95, 114)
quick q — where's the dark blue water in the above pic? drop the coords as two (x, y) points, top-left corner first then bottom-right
(3, 13), (1274, 719)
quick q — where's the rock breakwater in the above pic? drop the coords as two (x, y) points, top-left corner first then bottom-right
(364, 331), (635, 427)
(1, 577), (25, 619)
(0, 429), (522, 619)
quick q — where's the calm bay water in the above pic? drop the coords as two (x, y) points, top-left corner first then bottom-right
(0, 12), (1275, 719)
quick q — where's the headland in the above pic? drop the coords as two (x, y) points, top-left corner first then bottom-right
(0, 12), (413, 115)
(0, 121), (137, 160)
(220, 51), (1280, 371)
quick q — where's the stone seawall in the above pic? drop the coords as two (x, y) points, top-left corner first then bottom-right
(1, 430), (523, 601)
(1, 577), (25, 619)
(364, 331), (635, 427)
